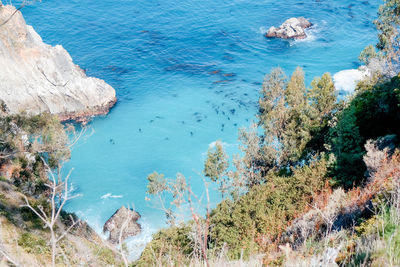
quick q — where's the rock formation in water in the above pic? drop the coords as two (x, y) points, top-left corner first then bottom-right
(266, 17), (312, 39)
(103, 206), (141, 244)
(0, 4), (116, 122)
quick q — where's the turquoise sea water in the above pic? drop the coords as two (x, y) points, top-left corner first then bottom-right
(20, 0), (380, 257)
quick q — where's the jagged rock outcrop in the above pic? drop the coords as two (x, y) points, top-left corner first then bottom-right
(0, 4), (116, 122)
(266, 17), (312, 39)
(103, 206), (141, 244)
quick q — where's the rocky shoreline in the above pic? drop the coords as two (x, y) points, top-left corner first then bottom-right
(0, 4), (116, 122)
(58, 96), (117, 123)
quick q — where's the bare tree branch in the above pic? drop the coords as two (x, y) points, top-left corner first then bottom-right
(0, 2), (25, 28)
(20, 157), (80, 267)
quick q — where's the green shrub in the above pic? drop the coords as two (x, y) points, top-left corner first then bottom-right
(209, 157), (328, 259)
(94, 246), (118, 265)
(134, 224), (193, 266)
(18, 232), (49, 254)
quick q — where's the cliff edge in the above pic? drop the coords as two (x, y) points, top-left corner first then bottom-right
(0, 4), (116, 122)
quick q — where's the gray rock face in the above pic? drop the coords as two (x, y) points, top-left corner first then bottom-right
(0, 5), (116, 122)
(103, 206), (141, 244)
(266, 17), (312, 39)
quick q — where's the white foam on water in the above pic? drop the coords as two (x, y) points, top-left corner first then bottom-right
(259, 26), (269, 35)
(75, 208), (158, 261)
(333, 67), (370, 93)
(101, 193), (124, 199)
(75, 209), (109, 239)
(291, 23), (321, 45)
(208, 140), (230, 149)
(125, 217), (157, 261)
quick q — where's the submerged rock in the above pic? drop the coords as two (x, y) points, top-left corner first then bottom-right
(0, 4), (116, 122)
(103, 206), (141, 244)
(266, 17), (312, 39)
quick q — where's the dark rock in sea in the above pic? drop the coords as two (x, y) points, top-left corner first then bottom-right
(103, 206), (141, 244)
(266, 17), (312, 39)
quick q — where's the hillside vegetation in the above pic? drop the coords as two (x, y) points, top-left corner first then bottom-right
(0, 111), (124, 266)
(0, 0), (399, 266)
(135, 1), (400, 266)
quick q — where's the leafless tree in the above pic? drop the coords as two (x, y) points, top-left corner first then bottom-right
(117, 204), (136, 267)
(21, 158), (80, 267)
(187, 179), (211, 267)
(0, 0), (41, 27)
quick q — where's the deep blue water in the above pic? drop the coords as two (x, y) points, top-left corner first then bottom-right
(19, 0), (380, 256)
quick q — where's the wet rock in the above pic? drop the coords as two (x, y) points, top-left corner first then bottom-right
(266, 17), (312, 39)
(103, 206), (141, 244)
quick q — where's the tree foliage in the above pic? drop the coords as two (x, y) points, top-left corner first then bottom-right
(208, 157), (328, 259)
(374, 0), (400, 66)
(204, 141), (229, 197)
(257, 68), (336, 170)
(330, 73), (400, 187)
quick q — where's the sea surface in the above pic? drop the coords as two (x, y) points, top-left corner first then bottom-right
(19, 0), (380, 258)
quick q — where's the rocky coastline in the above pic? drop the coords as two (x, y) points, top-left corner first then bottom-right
(0, 4), (116, 123)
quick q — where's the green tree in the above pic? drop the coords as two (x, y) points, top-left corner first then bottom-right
(283, 67), (312, 163)
(359, 45), (378, 65)
(330, 105), (365, 187)
(308, 73), (336, 127)
(204, 141), (229, 197)
(374, 0), (400, 67)
(258, 68), (288, 167)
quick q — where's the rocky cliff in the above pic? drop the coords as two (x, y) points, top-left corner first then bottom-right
(0, 4), (116, 122)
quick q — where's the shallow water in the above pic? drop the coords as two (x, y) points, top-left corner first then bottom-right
(19, 0), (380, 257)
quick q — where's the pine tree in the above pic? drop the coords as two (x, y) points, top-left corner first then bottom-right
(330, 105), (365, 187)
